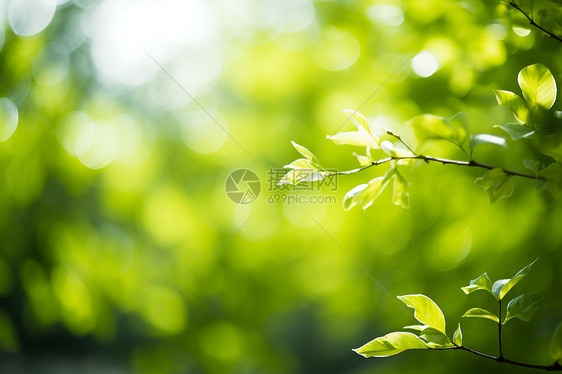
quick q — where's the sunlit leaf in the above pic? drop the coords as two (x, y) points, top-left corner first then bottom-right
(462, 308), (499, 323)
(352, 151), (372, 166)
(494, 123), (535, 140)
(397, 294), (446, 334)
(504, 293), (547, 324)
(453, 324), (462, 346)
(342, 183), (368, 210)
(353, 332), (428, 358)
(551, 322), (562, 363)
(518, 63), (557, 111)
(403, 325), (425, 331)
(283, 158), (318, 170)
(343, 110), (371, 134)
(475, 168), (515, 203)
(291, 141), (319, 164)
(495, 90), (530, 124)
(471, 134), (507, 151)
(392, 171), (410, 209)
(380, 140), (393, 155)
(409, 114), (467, 146)
(491, 258), (539, 300)
(278, 169), (328, 185)
(326, 130), (377, 148)
(419, 326), (453, 348)
(461, 272), (494, 297)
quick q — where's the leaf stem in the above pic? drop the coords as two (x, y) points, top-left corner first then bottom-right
(508, 1), (562, 43)
(430, 346), (562, 371)
(330, 155), (542, 180)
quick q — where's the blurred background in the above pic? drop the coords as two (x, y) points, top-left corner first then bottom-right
(0, 0), (561, 372)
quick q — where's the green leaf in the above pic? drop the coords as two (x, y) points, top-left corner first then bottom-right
(278, 169), (328, 185)
(551, 322), (562, 363)
(471, 134), (507, 150)
(518, 63), (557, 111)
(462, 308), (499, 323)
(453, 324), (462, 346)
(523, 160), (542, 176)
(403, 325), (425, 331)
(461, 272), (494, 297)
(494, 123), (535, 140)
(392, 171), (410, 209)
(419, 326), (453, 348)
(475, 168), (515, 204)
(343, 109), (371, 134)
(397, 294), (446, 334)
(326, 129), (378, 148)
(540, 162), (562, 196)
(291, 141), (319, 164)
(283, 158), (318, 170)
(409, 114), (467, 146)
(492, 258), (539, 300)
(343, 169), (394, 210)
(495, 90), (530, 124)
(353, 332), (428, 358)
(504, 293), (547, 324)
(352, 151), (372, 166)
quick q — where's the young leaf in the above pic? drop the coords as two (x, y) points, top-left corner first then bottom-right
(523, 159), (542, 176)
(403, 325), (425, 331)
(343, 109), (371, 134)
(419, 326), (453, 348)
(352, 151), (373, 166)
(492, 258), (539, 300)
(504, 293), (547, 324)
(278, 169), (328, 185)
(471, 134), (507, 151)
(495, 90), (530, 124)
(291, 141), (320, 164)
(353, 332), (428, 358)
(540, 162), (562, 197)
(397, 294), (446, 334)
(475, 168), (515, 204)
(453, 324), (462, 346)
(461, 272), (494, 297)
(462, 308), (499, 323)
(518, 63), (557, 111)
(494, 123), (535, 140)
(283, 158), (318, 170)
(551, 322), (562, 364)
(409, 114), (467, 146)
(326, 129), (378, 148)
(343, 183), (369, 211)
(392, 171), (410, 209)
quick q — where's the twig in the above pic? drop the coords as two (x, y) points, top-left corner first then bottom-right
(330, 155), (542, 180)
(430, 346), (562, 371)
(508, 1), (562, 43)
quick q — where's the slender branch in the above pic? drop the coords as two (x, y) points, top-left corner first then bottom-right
(330, 154), (542, 180)
(508, 1), (562, 43)
(428, 346), (562, 371)
(498, 299), (503, 358)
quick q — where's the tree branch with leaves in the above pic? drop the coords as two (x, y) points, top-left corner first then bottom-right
(353, 259), (562, 372)
(279, 64), (560, 209)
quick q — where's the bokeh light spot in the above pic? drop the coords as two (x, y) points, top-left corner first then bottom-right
(0, 98), (19, 142)
(411, 51), (440, 77)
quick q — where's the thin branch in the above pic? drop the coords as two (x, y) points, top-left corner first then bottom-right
(454, 346), (562, 372)
(330, 154), (542, 180)
(498, 299), (504, 358)
(509, 1), (562, 43)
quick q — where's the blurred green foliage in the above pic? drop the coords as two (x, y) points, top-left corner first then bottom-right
(0, 0), (561, 373)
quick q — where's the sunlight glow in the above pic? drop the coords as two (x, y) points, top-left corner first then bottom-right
(412, 51), (440, 77)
